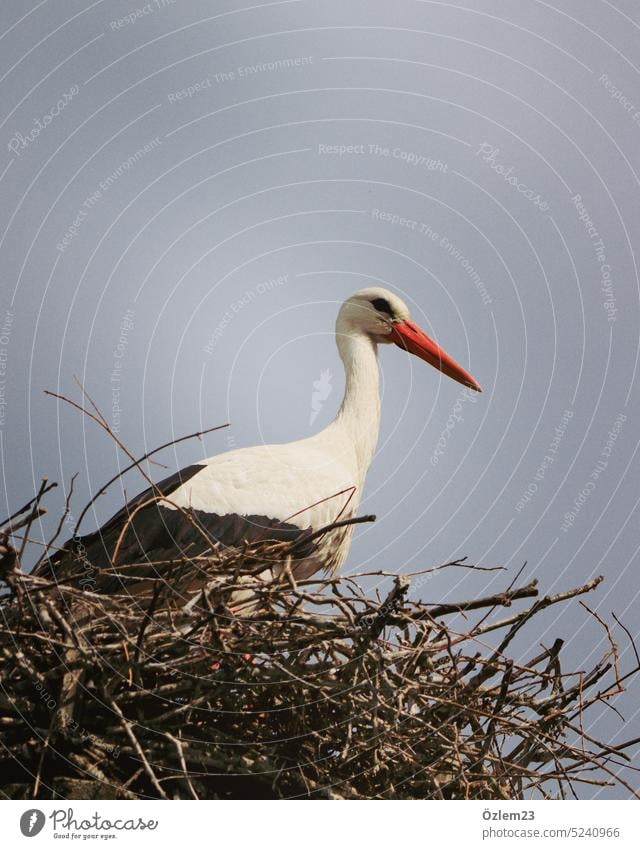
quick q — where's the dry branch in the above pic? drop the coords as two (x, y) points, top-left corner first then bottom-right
(1, 394), (638, 800)
(1, 485), (638, 800)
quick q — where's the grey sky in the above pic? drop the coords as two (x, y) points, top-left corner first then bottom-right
(1, 0), (639, 797)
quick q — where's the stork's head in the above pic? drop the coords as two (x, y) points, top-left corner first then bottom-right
(337, 287), (481, 392)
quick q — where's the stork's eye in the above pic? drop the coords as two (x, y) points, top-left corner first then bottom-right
(370, 297), (393, 317)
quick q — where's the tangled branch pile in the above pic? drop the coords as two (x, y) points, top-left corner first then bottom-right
(1, 484), (638, 801)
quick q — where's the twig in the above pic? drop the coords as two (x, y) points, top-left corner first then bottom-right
(74, 424), (229, 536)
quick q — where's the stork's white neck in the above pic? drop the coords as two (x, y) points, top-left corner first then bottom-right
(332, 331), (381, 479)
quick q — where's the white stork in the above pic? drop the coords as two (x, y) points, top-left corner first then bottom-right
(41, 288), (480, 590)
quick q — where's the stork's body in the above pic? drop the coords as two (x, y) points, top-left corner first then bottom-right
(41, 288), (480, 589)
(158, 324), (382, 578)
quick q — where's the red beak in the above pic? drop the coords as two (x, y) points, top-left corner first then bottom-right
(389, 320), (482, 392)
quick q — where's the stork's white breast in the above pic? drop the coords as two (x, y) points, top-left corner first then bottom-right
(161, 432), (361, 531)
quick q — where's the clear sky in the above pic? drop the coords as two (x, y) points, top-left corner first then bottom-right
(1, 0), (639, 797)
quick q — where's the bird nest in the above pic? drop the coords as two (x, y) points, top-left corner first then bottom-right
(1, 484), (638, 800)
(1, 391), (638, 800)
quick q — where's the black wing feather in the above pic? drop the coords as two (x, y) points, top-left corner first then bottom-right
(36, 463), (311, 590)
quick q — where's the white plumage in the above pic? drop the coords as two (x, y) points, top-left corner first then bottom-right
(157, 286), (480, 578)
(42, 287), (480, 587)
